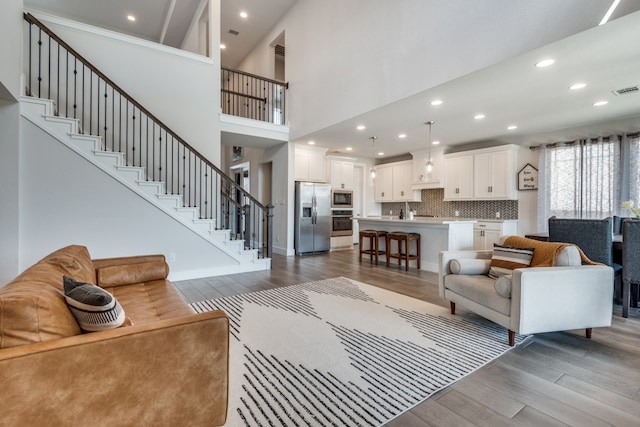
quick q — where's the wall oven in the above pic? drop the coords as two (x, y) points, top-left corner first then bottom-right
(331, 209), (353, 237)
(331, 190), (353, 208)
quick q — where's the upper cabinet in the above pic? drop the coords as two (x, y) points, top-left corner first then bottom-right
(294, 147), (327, 182)
(329, 160), (354, 189)
(374, 160), (421, 202)
(443, 155), (474, 200)
(444, 145), (519, 201)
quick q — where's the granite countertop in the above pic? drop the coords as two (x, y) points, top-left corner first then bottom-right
(358, 216), (477, 225)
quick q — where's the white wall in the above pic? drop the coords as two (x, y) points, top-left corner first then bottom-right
(0, 1), (23, 284)
(18, 118), (239, 281)
(30, 10), (221, 165)
(0, 0), (21, 101)
(238, 0), (613, 141)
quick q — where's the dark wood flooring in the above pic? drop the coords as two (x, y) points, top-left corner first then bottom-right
(174, 249), (640, 427)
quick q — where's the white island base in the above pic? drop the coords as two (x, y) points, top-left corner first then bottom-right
(356, 218), (475, 272)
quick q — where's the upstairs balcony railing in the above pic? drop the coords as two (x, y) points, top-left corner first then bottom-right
(23, 13), (273, 259)
(221, 67), (287, 125)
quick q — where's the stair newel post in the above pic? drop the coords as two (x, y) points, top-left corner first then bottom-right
(267, 204), (274, 258)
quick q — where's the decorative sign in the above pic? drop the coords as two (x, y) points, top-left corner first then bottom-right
(518, 163), (538, 190)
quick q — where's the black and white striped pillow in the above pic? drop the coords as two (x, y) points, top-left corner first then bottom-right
(63, 276), (126, 332)
(488, 244), (534, 279)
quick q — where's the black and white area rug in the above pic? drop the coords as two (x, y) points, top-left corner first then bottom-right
(190, 277), (524, 426)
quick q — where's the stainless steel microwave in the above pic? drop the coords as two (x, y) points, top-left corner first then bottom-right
(331, 189), (353, 208)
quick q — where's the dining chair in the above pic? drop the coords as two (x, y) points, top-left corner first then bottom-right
(622, 219), (640, 318)
(548, 217), (622, 302)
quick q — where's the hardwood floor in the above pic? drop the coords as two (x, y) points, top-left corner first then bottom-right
(174, 249), (640, 427)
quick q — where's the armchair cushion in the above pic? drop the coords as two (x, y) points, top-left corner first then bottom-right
(488, 244), (534, 278)
(444, 274), (511, 316)
(494, 275), (512, 299)
(449, 258), (491, 275)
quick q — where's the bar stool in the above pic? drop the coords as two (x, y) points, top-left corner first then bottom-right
(359, 230), (387, 265)
(386, 231), (421, 271)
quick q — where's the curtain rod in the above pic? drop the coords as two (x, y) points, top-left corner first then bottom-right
(529, 131), (640, 150)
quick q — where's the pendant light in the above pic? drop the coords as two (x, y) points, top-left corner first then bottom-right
(425, 121), (435, 174)
(369, 136), (377, 180)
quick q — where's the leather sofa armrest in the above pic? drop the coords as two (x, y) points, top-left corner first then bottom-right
(439, 250), (492, 297)
(0, 311), (229, 426)
(510, 265), (613, 335)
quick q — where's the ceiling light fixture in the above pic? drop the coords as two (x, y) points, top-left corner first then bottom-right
(507, 125), (518, 130)
(599, 0), (621, 25)
(593, 100), (609, 106)
(430, 99), (443, 106)
(432, 140), (440, 145)
(398, 133), (407, 138)
(346, 147), (353, 151)
(535, 59), (555, 68)
(220, 44), (226, 49)
(240, 11), (248, 18)
(127, 15), (136, 22)
(357, 125), (366, 130)
(425, 121), (435, 174)
(369, 137), (377, 180)
(474, 114), (485, 120)
(569, 83), (587, 90)
(308, 140), (315, 145)
(378, 151), (384, 156)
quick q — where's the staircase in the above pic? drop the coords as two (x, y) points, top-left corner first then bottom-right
(21, 12), (272, 276)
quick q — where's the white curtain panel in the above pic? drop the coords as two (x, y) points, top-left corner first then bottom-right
(537, 137), (621, 230)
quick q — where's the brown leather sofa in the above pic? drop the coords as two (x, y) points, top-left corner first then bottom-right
(0, 245), (229, 426)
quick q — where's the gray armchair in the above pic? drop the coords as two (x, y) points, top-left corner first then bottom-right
(622, 219), (640, 317)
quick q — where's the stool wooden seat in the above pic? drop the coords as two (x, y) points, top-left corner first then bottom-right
(359, 230), (388, 265)
(386, 231), (421, 271)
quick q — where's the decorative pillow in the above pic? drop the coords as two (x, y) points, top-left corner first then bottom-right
(494, 275), (512, 299)
(63, 276), (126, 332)
(449, 259), (491, 275)
(488, 244), (535, 279)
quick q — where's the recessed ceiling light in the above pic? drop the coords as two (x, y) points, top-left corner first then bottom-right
(507, 125), (518, 130)
(377, 152), (384, 156)
(432, 140), (440, 145)
(220, 44), (226, 49)
(593, 100), (608, 106)
(240, 11), (248, 18)
(599, 0), (621, 25)
(346, 147), (353, 151)
(356, 125), (366, 130)
(398, 133), (407, 138)
(569, 83), (587, 90)
(308, 140), (315, 145)
(430, 99), (443, 106)
(474, 114), (485, 120)
(535, 59), (555, 68)
(127, 15), (136, 22)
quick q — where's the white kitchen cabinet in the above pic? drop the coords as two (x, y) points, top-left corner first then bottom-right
(473, 220), (518, 250)
(329, 160), (354, 189)
(445, 145), (519, 201)
(473, 147), (518, 199)
(294, 147), (327, 182)
(444, 155), (474, 200)
(374, 161), (420, 202)
(374, 164), (393, 202)
(392, 162), (421, 201)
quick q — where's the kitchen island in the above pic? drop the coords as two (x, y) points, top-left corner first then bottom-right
(356, 217), (476, 272)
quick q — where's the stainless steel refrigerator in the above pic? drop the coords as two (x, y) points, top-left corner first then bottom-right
(295, 182), (331, 255)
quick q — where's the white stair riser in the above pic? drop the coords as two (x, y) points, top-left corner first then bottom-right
(43, 116), (79, 135)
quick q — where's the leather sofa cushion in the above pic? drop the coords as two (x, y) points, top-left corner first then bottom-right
(444, 274), (511, 316)
(102, 280), (194, 325)
(96, 260), (169, 287)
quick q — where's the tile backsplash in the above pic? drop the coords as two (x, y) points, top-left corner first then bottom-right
(382, 188), (518, 219)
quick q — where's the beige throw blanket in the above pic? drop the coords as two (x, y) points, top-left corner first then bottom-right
(503, 236), (600, 266)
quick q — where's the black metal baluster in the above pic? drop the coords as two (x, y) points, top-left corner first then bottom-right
(125, 101), (129, 164)
(96, 76), (100, 136)
(28, 22), (32, 96)
(47, 36), (51, 100)
(111, 86), (115, 151)
(56, 43), (60, 110)
(37, 28), (42, 97)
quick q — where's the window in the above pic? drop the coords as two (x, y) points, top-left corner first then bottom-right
(538, 137), (620, 230)
(628, 134), (640, 203)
